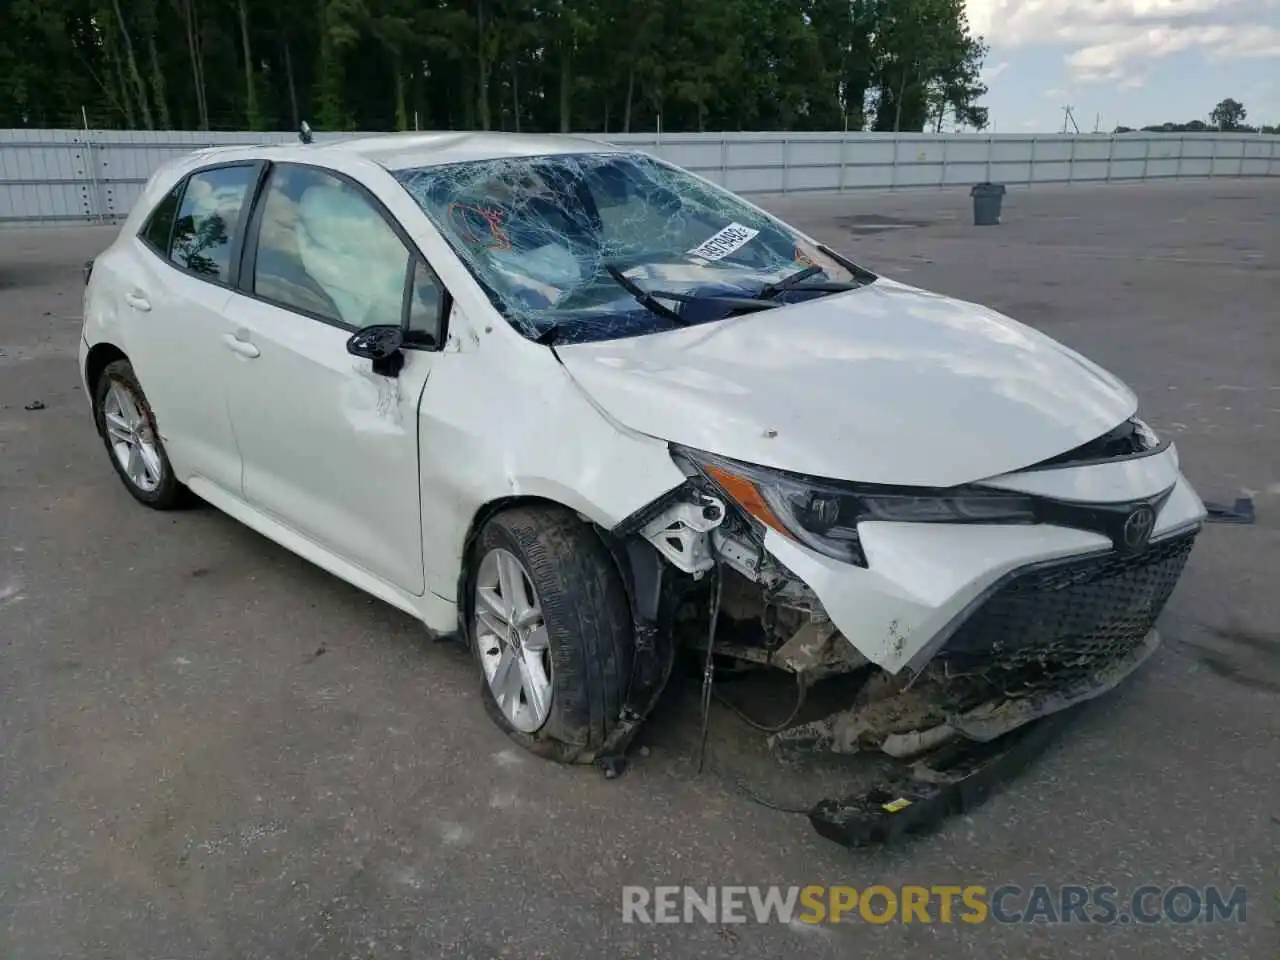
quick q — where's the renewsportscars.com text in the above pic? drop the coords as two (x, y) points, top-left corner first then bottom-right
(621, 884), (1248, 926)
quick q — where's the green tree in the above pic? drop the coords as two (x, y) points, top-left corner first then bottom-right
(0, 0), (990, 135)
(1210, 98), (1247, 132)
(871, 0), (986, 132)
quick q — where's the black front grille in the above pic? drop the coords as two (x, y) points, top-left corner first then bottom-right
(935, 532), (1197, 701)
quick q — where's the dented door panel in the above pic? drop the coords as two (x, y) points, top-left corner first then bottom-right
(222, 293), (432, 596)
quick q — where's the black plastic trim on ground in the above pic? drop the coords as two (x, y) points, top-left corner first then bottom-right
(808, 707), (1079, 848)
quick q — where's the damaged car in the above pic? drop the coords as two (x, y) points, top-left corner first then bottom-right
(79, 132), (1205, 844)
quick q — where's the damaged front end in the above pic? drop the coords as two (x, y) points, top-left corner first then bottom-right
(600, 445), (1201, 847)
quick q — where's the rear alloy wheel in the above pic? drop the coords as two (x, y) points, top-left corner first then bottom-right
(93, 359), (187, 509)
(469, 506), (633, 763)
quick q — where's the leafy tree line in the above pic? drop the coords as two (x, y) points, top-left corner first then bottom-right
(1115, 98), (1280, 135)
(0, 0), (989, 134)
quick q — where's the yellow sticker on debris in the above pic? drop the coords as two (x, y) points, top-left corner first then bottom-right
(882, 797), (912, 813)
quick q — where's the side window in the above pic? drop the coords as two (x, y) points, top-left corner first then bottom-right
(406, 259), (445, 345)
(170, 165), (257, 282)
(140, 183), (182, 253)
(252, 164), (410, 329)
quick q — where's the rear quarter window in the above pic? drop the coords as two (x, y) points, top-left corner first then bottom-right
(168, 165), (259, 283)
(140, 183), (182, 254)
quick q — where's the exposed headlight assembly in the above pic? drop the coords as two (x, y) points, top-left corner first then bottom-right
(675, 447), (1035, 567)
(1037, 415), (1163, 469)
(1131, 417), (1160, 449)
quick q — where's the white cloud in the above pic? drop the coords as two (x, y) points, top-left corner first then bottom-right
(966, 0), (1280, 83)
(1213, 26), (1280, 58)
(1066, 25), (1198, 82)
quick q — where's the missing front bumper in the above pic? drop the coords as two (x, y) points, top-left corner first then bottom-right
(949, 627), (1160, 742)
(771, 627), (1162, 761)
(787, 628), (1160, 847)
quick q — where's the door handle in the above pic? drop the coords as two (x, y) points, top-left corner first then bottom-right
(222, 333), (260, 359)
(123, 291), (151, 312)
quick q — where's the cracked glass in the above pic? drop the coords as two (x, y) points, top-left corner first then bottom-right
(395, 152), (858, 345)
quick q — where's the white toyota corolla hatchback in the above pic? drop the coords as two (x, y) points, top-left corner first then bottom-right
(80, 132), (1205, 805)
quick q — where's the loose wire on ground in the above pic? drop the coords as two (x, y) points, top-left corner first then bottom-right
(712, 670), (809, 734)
(695, 566), (722, 775)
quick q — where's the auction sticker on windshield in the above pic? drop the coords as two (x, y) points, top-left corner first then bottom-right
(688, 222), (760, 262)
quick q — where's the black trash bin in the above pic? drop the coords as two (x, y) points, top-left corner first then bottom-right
(970, 182), (1006, 226)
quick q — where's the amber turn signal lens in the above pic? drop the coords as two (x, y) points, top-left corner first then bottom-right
(704, 463), (792, 539)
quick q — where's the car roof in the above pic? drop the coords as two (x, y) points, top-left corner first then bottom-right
(177, 131), (629, 175)
(340, 132), (628, 170)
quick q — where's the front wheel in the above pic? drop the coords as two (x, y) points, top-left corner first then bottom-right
(468, 506), (633, 763)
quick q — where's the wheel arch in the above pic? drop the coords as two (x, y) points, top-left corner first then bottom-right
(453, 494), (637, 638)
(84, 342), (129, 401)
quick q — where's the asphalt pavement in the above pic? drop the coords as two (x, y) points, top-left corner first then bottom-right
(1, 178), (1277, 959)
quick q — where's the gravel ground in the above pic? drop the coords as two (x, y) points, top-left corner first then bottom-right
(1, 177), (1277, 959)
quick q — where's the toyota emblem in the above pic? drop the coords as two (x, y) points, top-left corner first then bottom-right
(1122, 504), (1156, 551)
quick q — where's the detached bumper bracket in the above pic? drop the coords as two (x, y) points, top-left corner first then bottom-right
(808, 706), (1078, 848)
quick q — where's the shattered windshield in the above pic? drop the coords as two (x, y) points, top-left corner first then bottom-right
(394, 152), (864, 345)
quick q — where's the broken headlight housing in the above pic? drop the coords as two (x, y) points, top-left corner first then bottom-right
(676, 448), (1035, 567)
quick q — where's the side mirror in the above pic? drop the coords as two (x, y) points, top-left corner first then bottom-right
(346, 324), (405, 377)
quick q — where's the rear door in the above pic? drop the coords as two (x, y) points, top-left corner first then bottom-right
(220, 161), (450, 596)
(112, 162), (262, 491)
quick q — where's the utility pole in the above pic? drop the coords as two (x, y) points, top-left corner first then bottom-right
(1061, 105), (1080, 134)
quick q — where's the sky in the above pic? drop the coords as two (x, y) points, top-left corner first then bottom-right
(966, 0), (1280, 132)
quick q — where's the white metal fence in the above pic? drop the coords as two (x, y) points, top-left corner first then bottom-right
(1, 128), (1277, 225)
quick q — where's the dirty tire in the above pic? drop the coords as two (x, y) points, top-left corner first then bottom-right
(469, 506), (632, 763)
(93, 358), (189, 510)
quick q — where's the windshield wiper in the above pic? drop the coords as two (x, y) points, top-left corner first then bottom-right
(756, 264), (860, 300)
(641, 288), (778, 312)
(605, 264), (689, 324)
(605, 264), (780, 323)
(757, 264), (822, 298)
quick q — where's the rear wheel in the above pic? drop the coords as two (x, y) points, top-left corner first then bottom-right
(93, 359), (188, 509)
(468, 506), (633, 763)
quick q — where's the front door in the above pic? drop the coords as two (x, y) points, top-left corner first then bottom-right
(221, 162), (449, 596)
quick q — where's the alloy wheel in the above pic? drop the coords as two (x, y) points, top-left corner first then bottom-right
(102, 380), (163, 493)
(474, 548), (553, 733)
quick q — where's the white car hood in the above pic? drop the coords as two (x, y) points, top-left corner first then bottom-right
(554, 277), (1138, 487)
